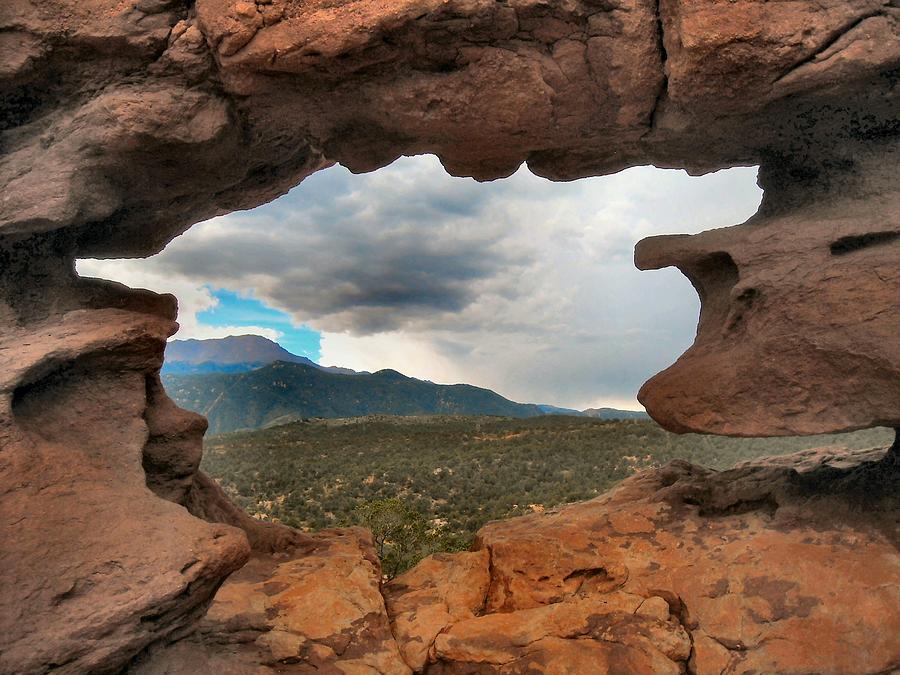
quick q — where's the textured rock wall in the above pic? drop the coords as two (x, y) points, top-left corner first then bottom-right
(3, 0), (898, 252)
(0, 235), (249, 673)
(637, 137), (900, 435)
(1, 0), (899, 672)
(1, 0), (897, 431)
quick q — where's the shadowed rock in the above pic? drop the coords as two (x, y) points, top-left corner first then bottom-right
(635, 139), (900, 436)
(0, 249), (250, 673)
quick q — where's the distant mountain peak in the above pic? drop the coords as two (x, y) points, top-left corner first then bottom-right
(162, 335), (356, 376)
(581, 407), (649, 420)
(373, 368), (409, 379)
(162, 360), (544, 434)
(162, 338), (647, 429)
(168, 334), (301, 362)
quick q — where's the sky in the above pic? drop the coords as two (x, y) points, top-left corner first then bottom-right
(77, 155), (762, 410)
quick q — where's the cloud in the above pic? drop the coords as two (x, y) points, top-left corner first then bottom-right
(78, 156), (762, 409)
(147, 162), (529, 334)
(74, 261), (284, 343)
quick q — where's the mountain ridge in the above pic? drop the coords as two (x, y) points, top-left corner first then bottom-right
(163, 360), (546, 434)
(582, 407), (649, 420)
(162, 335), (356, 375)
(162, 336), (649, 432)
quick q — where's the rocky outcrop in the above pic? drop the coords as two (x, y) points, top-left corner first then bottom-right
(126, 446), (899, 673)
(129, 528), (410, 674)
(0, 252), (250, 673)
(1, 0), (897, 430)
(385, 446), (900, 674)
(0, 240), (297, 673)
(2, 0), (898, 252)
(1, 0), (899, 672)
(636, 137), (900, 436)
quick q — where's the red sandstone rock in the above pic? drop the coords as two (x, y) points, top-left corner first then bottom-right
(1, 0), (896, 431)
(383, 446), (899, 673)
(130, 528), (410, 674)
(0, 273), (251, 673)
(1, 0), (899, 672)
(384, 550), (491, 670)
(125, 446), (899, 673)
(2, 0), (897, 251)
(636, 144), (900, 435)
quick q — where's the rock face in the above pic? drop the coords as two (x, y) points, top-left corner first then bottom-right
(2, 0), (898, 253)
(636, 138), (900, 435)
(386, 446), (900, 674)
(1, 0), (899, 672)
(129, 528), (410, 674)
(0, 241), (299, 673)
(0, 256), (250, 673)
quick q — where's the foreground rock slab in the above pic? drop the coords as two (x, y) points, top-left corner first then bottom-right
(386, 446), (900, 674)
(129, 445), (899, 673)
(129, 527), (411, 674)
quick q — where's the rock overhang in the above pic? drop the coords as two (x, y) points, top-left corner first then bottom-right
(2, 0), (897, 437)
(2, 0), (898, 255)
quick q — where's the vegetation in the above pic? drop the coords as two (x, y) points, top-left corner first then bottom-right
(165, 362), (545, 434)
(202, 415), (892, 575)
(354, 498), (466, 578)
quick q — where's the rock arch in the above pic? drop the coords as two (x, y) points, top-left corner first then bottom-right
(0, 0), (898, 672)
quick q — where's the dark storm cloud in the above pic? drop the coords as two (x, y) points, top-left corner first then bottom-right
(153, 162), (531, 333)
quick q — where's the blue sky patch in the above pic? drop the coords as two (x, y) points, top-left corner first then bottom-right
(198, 287), (322, 360)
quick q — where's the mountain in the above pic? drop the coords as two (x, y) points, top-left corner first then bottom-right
(538, 404), (650, 420)
(582, 407), (650, 420)
(536, 404), (586, 416)
(162, 337), (649, 430)
(163, 361), (544, 434)
(162, 335), (356, 375)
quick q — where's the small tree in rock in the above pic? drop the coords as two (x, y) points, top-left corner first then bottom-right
(355, 497), (432, 580)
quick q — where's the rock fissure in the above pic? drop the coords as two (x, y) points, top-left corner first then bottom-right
(772, 9), (892, 85)
(645, 0), (668, 135)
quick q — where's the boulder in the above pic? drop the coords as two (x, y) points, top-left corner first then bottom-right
(129, 528), (410, 674)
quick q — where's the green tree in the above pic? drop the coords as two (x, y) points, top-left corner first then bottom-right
(355, 497), (432, 579)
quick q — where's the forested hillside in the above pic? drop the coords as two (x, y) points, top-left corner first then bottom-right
(165, 362), (544, 433)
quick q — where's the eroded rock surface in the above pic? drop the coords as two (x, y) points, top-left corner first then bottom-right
(1, 0), (899, 672)
(2, 0), (898, 252)
(0, 240), (298, 673)
(128, 446), (900, 673)
(0, 254), (250, 673)
(129, 527), (410, 674)
(1, 0), (897, 431)
(386, 446), (900, 674)
(636, 138), (900, 435)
